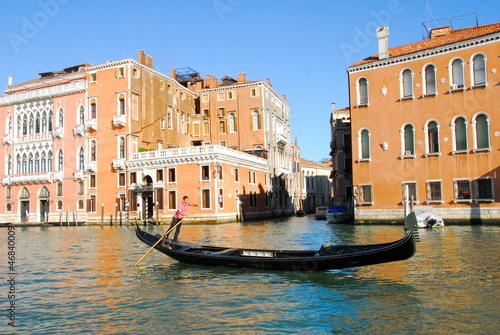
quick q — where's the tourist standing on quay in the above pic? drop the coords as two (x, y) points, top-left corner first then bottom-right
(166, 196), (197, 241)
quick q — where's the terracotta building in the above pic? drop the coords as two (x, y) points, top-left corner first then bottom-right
(347, 22), (500, 223)
(0, 51), (292, 225)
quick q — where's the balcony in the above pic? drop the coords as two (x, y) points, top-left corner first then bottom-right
(113, 158), (126, 170)
(113, 114), (127, 127)
(84, 119), (97, 131)
(52, 128), (63, 138)
(2, 172), (63, 185)
(277, 133), (288, 145)
(73, 125), (85, 136)
(2, 134), (12, 144)
(73, 170), (84, 180)
(84, 161), (97, 172)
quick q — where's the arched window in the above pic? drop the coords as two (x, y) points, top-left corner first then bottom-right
(22, 115), (28, 135)
(35, 112), (41, 133)
(22, 153), (27, 174)
(453, 116), (468, 151)
(28, 153), (34, 173)
(79, 105), (85, 125)
(34, 152), (39, 172)
(358, 77), (369, 105)
(451, 58), (464, 89)
(472, 54), (486, 86)
(41, 151), (47, 172)
(16, 154), (21, 174)
(119, 137), (126, 159)
(48, 110), (53, 131)
(403, 124), (415, 155)
(359, 129), (370, 160)
(119, 94), (125, 115)
(251, 110), (261, 130)
(47, 151), (52, 172)
(57, 150), (64, 171)
(426, 121), (440, 154)
(90, 140), (97, 161)
(402, 69), (413, 98)
(58, 108), (64, 127)
(78, 147), (85, 170)
(228, 113), (237, 132)
(41, 111), (47, 132)
(6, 154), (11, 175)
(424, 64), (436, 95)
(473, 113), (490, 150)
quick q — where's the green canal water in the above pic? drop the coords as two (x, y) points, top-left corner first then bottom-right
(1, 216), (498, 334)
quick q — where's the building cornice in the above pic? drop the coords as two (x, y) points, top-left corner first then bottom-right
(348, 32), (500, 74)
(0, 81), (87, 107)
(86, 59), (197, 96)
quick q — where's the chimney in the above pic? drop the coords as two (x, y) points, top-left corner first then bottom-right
(237, 73), (246, 83)
(170, 68), (177, 79)
(8, 75), (13, 86)
(265, 78), (271, 86)
(145, 55), (153, 68)
(282, 95), (286, 101)
(331, 102), (336, 111)
(138, 50), (146, 64)
(376, 25), (389, 60)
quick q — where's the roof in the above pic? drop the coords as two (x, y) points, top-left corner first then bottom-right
(300, 157), (327, 168)
(350, 22), (500, 67)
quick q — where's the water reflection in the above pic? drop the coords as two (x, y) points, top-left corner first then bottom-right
(0, 219), (498, 334)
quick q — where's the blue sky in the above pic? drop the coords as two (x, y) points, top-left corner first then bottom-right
(1, 0), (498, 161)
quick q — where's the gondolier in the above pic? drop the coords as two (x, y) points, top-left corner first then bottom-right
(166, 196), (197, 241)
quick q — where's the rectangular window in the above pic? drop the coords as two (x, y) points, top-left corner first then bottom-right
(251, 88), (259, 97)
(202, 94), (209, 103)
(219, 188), (224, 208)
(119, 173), (126, 187)
(453, 179), (471, 201)
(476, 178), (494, 201)
(6, 186), (11, 200)
(203, 122), (210, 135)
(217, 164), (224, 180)
(426, 181), (442, 202)
(227, 91), (235, 99)
(219, 121), (226, 133)
(88, 195), (96, 212)
(57, 182), (63, 197)
(156, 188), (164, 210)
(218, 107), (225, 117)
(130, 172), (137, 185)
(168, 190), (177, 210)
(167, 168), (176, 183)
(193, 123), (200, 136)
(90, 73), (97, 82)
(202, 189), (211, 209)
(77, 181), (84, 195)
(217, 92), (224, 101)
(359, 184), (372, 204)
(90, 174), (96, 188)
(132, 94), (139, 120)
(201, 165), (210, 181)
(402, 182), (417, 203)
(157, 169), (163, 182)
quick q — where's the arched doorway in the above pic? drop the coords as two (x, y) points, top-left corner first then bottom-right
(141, 175), (154, 220)
(19, 187), (30, 223)
(39, 186), (50, 222)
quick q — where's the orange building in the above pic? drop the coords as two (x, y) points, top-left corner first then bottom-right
(347, 22), (500, 224)
(0, 51), (292, 225)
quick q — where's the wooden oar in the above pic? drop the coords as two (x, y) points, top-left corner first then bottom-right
(134, 219), (183, 267)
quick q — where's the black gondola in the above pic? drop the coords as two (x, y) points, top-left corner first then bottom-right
(135, 213), (420, 271)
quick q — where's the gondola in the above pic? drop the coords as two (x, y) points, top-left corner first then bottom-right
(135, 213), (420, 271)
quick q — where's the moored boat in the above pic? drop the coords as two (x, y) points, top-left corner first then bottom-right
(413, 206), (445, 228)
(135, 213), (420, 271)
(325, 205), (349, 224)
